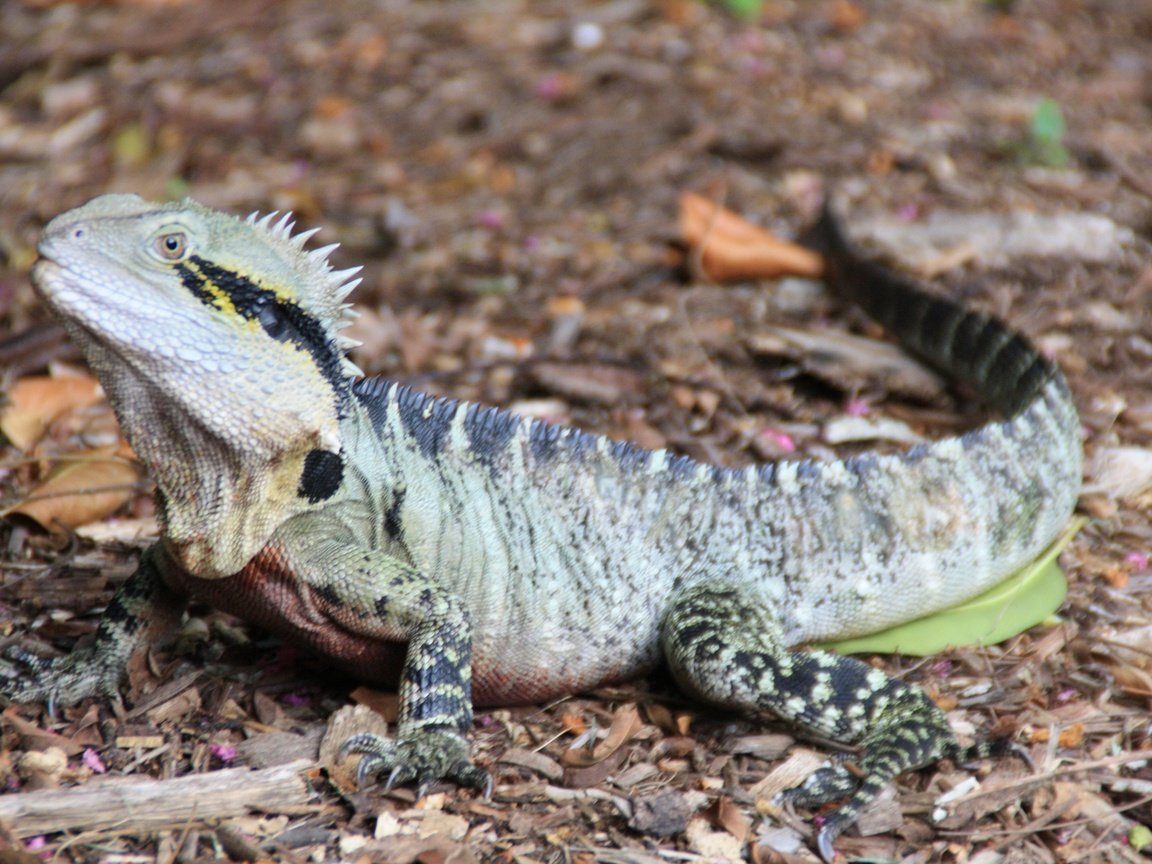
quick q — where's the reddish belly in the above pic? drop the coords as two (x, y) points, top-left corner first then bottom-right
(169, 544), (407, 690)
(166, 543), (604, 706)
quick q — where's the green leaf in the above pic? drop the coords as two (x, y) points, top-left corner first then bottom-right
(1030, 98), (1066, 144)
(719, 0), (762, 19)
(1016, 98), (1070, 168)
(821, 517), (1085, 657)
(1130, 825), (1152, 852)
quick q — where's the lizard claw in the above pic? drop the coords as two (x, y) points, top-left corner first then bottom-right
(340, 729), (491, 798)
(815, 824), (839, 863)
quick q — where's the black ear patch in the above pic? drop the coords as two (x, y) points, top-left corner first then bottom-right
(299, 449), (344, 503)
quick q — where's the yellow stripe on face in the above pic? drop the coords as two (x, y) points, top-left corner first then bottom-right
(175, 255), (350, 407)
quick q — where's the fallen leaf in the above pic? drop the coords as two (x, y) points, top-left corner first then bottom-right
(750, 749), (827, 802)
(830, 0), (866, 31)
(706, 796), (751, 843)
(1111, 664), (1152, 698)
(679, 192), (823, 282)
(2, 709), (85, 757)
(560, 710), (588, 735)
(562, 703), (642, 767)
(498, 747), (564, 781)
(530, 362), (648, 405)
(349, 686), (400, 723)
(5, 444), (142, 531)
(1085, 446), (1152, 501)
(74, 515), (160, 544)
(822, 414), (926, 446)
(747, 325), (947, 402)
(0, 374), (103, 449)
(823, 516), (1082, 656)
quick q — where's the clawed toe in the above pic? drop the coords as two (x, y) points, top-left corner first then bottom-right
(339, 729), (490, 798)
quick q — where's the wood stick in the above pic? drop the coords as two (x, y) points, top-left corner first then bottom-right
(0, 759), (315, 838)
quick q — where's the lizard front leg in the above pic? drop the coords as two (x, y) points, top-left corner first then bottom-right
(279, 533), (488, 795)
(0, 544), (186, 707)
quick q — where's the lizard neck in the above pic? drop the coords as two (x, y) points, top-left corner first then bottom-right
(93, 345), (331, 578)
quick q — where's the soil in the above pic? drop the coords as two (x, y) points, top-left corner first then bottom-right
(0, 0), (1150, 861)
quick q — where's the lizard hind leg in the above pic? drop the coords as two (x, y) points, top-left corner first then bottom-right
(660, 580), (961, 859)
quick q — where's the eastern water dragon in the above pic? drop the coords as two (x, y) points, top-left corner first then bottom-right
(2, 195), (1082, 859)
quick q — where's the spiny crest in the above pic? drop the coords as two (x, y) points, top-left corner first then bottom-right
(242, 207), (363, 338)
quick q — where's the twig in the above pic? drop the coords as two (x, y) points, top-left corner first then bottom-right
(0, 759), (317, 838)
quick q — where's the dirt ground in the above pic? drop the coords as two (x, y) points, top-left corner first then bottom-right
(0, 0), (1151, 861)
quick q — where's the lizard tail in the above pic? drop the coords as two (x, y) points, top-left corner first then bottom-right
(801, 204), (1061, 419)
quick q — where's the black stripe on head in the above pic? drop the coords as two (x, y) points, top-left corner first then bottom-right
(178, 256), (348, 404)
(176, 261), (220, 308)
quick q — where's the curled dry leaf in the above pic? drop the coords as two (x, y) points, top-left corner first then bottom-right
(4, 444), (142, 531)
(678, 192), (823, 283)
(706, 796), (751, 843)
(561, 702), (642, 767)
(0, 373), (103, 450)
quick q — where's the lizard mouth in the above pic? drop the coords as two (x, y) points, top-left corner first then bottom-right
(29, 257), (65, 300)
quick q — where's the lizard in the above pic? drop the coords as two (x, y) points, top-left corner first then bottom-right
(2, 193), (1081, 860)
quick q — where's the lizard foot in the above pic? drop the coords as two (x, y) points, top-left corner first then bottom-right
(339, 729), (492, 798)
(0, 644), (123, 709)
(778, 761), (877, 863)
(777, 758), (859, 808)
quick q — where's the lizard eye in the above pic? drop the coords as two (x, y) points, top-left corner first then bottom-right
(257, 302), (289, 340)
(153, 232), (188, 261)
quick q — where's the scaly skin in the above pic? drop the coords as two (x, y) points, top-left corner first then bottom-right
(1, 195), (1081, 859)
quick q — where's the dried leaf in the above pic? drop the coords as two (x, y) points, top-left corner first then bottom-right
(560, 710), (588, 735)
(350, 686), (400, 723)
(530, 362), (648, 405)
(823, 414), (926, 446)
(750, 749), (827, 802)
(1112, 664), (1152, 698)
(1085, 446), (1152, 501)
(830, 0), (866, 31)
(562, 703), (642, 767)
(2, 709), (85, 757)
(498, 747), (564, 781)
(0, 374), (103, 449)
(678, 192), (823, 282)
(74, 515), (160, 544)
(706, 796), (751, 843)
(747, 326), (947, 402)
(5, 445), (141, 531)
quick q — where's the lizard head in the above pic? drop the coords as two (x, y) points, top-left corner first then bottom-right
(32, 194), (364, 574)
